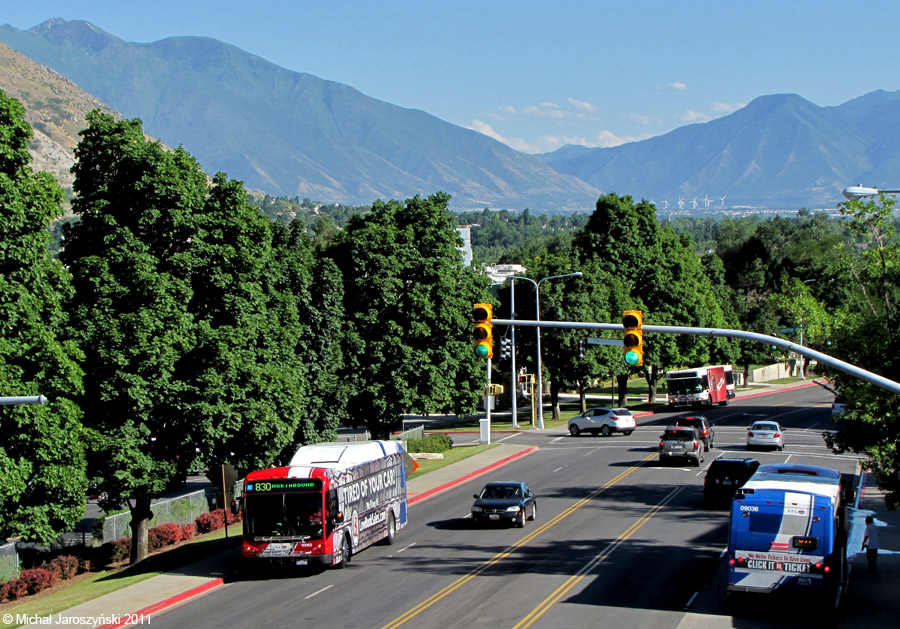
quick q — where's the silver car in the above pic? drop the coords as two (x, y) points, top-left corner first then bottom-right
(746, 421), (784, 451)
(568, 407), (636, 437)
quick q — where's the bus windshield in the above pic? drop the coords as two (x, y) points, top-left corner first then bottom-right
(668, 378), (703, 395)
(245, 493), (325, 539)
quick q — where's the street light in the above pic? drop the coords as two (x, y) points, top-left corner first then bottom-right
(510, 272), (583, 430)
(842, 185), (900, 201)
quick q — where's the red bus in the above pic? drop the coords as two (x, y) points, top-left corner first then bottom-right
(666, 365), (734, 408)
(241, 440), (410, 568)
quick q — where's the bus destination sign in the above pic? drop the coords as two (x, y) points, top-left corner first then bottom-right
(246, 479), (322, 493)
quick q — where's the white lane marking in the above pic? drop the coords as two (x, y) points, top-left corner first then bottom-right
(552, 467), (564, 473)
(306, 584), (334, 599)
(684, 591), (699, 609)
(396, 542), (417, 553)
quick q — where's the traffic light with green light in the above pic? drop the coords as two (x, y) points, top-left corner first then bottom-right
(473, 303), (493, 359)
(623, 310), (643, 366)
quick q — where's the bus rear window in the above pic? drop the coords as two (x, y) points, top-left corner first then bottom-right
(748, 512), (782, 534)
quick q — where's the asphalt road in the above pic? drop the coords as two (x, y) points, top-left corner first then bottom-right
(150, 384), (860, 628)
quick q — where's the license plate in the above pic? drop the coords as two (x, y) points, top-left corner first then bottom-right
(489, 515), (499, 520)
(295, 559), (308, 566)
(799, 577), (811, 586)
(723, 479), (732, 485)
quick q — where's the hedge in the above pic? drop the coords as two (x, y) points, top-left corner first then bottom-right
(406, 433), (453, 453)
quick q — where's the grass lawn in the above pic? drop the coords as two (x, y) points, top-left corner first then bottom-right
(407, 443), (498, 480)
(0, 530), (238, 626)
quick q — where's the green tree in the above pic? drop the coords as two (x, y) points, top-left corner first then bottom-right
(825, 194), (900, 507)
(0, 90), (87, 544)
(61, 111), (206, 563)
(571, 193), (736, 404)
(327, 193), (488, 438)
(180, 175), (311, 474)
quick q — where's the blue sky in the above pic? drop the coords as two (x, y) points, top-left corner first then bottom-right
(4, 1), (898, 154)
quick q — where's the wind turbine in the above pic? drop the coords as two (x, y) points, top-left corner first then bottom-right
(719, 195), (727, 208)
(691, 197), (698, 209)
(703, 194), (712, 209)
(663, 199), (669, 209)
(678, 197), (685, 209)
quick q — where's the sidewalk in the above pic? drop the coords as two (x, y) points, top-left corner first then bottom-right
(840, 472), (900, 628)
(39, 443), (537, 628)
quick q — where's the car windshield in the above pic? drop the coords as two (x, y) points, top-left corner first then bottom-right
(481, 485), (520, 499)
(751, 423), (778, 431)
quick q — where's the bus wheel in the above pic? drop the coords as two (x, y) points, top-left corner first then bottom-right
(383, 511), (396, 545)
(336, 534), (351, 569)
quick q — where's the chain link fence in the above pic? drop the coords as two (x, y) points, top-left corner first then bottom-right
(0, 540), (18, 582)
(100, 488), (213, 543)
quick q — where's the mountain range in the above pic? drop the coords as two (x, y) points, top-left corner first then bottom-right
(1, 18), (899, 212)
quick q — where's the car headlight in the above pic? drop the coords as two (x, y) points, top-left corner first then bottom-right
(506, 505), (521, 513)
(472, 506), (483, 513)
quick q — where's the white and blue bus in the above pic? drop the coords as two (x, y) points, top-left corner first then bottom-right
(727, 463), (847, 604)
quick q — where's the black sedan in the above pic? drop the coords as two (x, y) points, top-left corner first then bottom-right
(471, 481), (537, 528)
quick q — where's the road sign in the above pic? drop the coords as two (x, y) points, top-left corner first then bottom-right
(588, 337), (624, 346)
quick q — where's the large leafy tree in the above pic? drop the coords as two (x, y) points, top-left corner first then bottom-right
(179, 175), (312, 472)
(0, 90), (87, 543)
(571, 193), (736, 404)
(327, 193), (488, 438)
(61, 111), (206, 563)
(824, 195), (900, 507)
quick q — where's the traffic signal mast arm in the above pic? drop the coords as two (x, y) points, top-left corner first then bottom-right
(489, 318), (900, 397)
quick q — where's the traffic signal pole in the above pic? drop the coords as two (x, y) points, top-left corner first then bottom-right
(491, 318), (900, 397)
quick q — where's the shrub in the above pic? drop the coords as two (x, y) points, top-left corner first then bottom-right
(19, 568), (54, 594)
(148, 523), (183, 550)
(195, 510), (225, 534)
(53, 555), (80, 580)
(3, 577), (27, 601)
(43, 560), (62, 584)
(0, 580), (7, 603)
(406, 433), (453, 453)
(181, 523), (196, 541)
(100, 538), (132, 565)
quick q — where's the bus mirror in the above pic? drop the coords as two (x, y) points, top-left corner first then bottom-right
(230, 499), (240, 515)
(334, 511), (344, 524)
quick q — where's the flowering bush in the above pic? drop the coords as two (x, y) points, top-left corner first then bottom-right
(148, 523), (183, 550)
(195, 510), (225, 534)
(181, 523), (196, 541)
(19, 568), (54, 594)
(52, 555), (80, 581)
(1, 577), (27, 601)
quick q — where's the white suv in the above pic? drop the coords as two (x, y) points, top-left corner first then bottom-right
(568, 407), (636, 437)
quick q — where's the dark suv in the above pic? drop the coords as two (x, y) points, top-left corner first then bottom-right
(703, 457), (759, 506)
(658, 426), (704, 466)
(674, 414), (715, 451)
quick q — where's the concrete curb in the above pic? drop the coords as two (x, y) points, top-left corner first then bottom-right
(98, 578), (225, 629)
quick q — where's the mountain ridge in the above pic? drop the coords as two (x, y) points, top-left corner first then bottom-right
(3, 18), (900, 211)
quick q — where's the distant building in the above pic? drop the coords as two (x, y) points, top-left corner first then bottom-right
(484, 264), (526, 284)
(457, 227), (473, 266)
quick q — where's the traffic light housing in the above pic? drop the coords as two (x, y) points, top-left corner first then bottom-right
(499, 337), (512, 359)
(623, 310), (643, 366)
(473, 303), (493, 359)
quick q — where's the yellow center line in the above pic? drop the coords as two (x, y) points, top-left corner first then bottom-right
(381, 452), (659, 629)
(513, 486), (683, 629)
